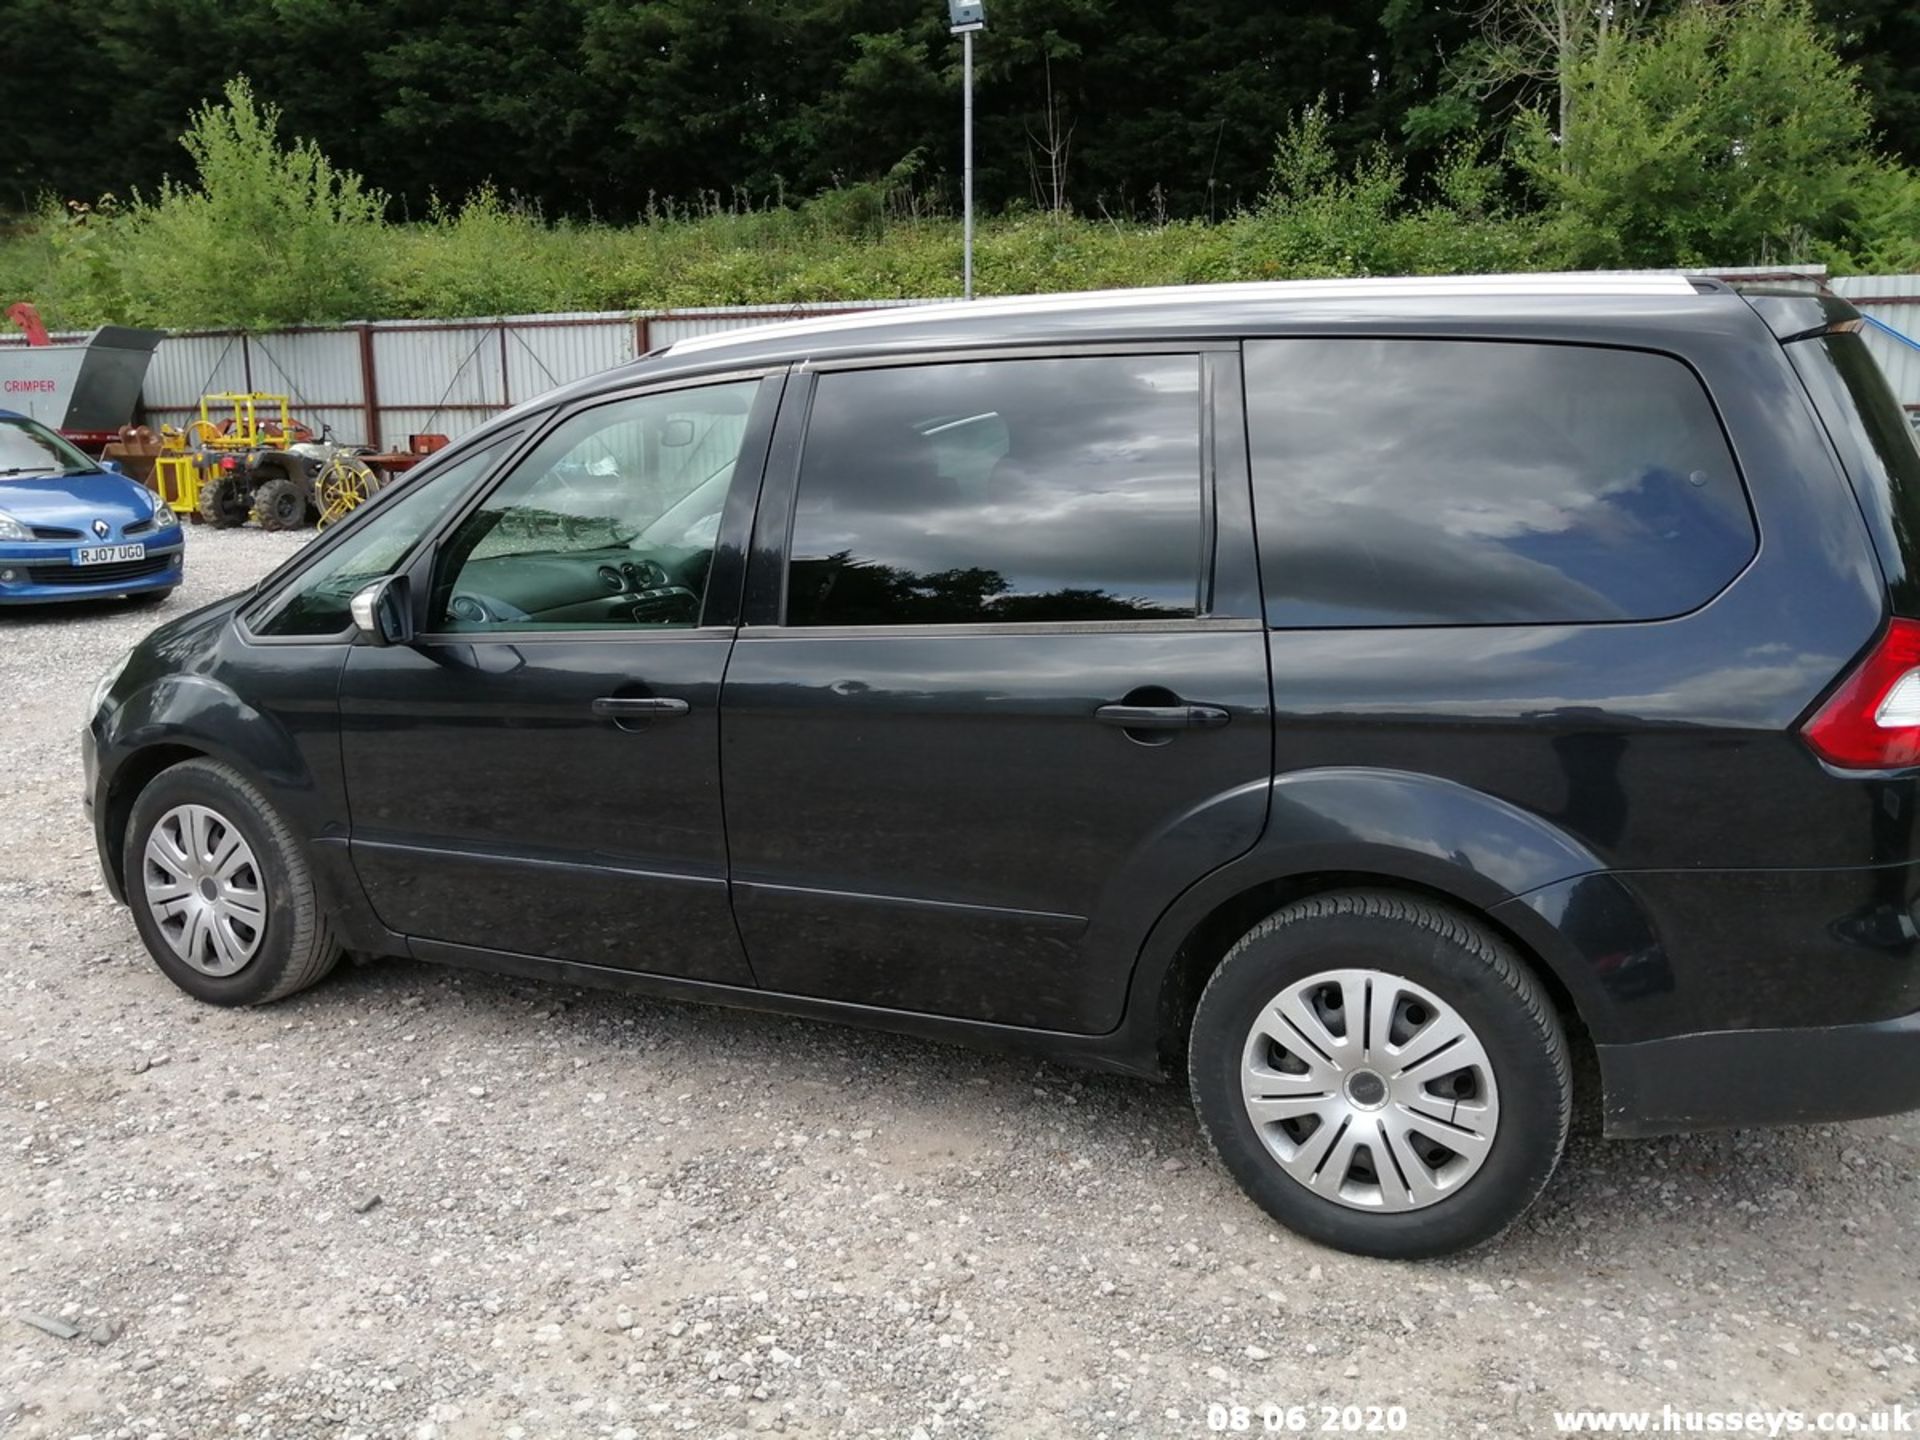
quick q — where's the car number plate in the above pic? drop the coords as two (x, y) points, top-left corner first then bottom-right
(74, 543), (146, 565)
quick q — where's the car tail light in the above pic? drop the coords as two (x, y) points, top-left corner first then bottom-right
(1801, 618), (1920, 769)
(221, 456), (238, 471)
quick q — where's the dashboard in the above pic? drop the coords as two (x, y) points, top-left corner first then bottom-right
(443, 543), (711, 628)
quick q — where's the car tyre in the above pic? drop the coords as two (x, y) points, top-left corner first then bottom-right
(1189, 890), (1571, 1259)
(123, 758), (342, 1006)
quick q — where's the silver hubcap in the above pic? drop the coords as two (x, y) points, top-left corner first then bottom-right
(141, 804), (268, 977)
(1239, 968), (1500, 1213)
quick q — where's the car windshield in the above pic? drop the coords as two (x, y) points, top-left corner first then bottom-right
(0, 416), (96, 478)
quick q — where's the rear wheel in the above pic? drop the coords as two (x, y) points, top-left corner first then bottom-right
(124, 759), (341, 1005)
(196, 475), (250, 528)
(251, 476), (307, 531)
(1189, 890), (1571, 1259)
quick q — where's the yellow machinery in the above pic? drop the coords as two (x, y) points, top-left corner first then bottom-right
(150, 393), (305, 520)
(149, 431), (206, 515)
(145, 392), (378, 528)
(190, 391), (303, 451)
(314, 451), (378, 528)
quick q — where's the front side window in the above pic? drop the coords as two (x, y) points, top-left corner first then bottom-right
(1244, 339), (1755, 627)
(254, 436), (513, 637)
(786, 355), (1204, 626)
(431, 381), (759, 631)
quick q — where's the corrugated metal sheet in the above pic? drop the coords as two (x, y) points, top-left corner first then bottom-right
(372, 326), (504, 409)
(380, 406), (490, 444)
(0, 329), (90, 347)
(77, 282), (1920, 446)
(1834, 275), (1920, 298)
(505, 320), (634, 400)
(649, 301), (927, 348)
(293, 407), (370, 445)
(247, 331), (362, 409)
(1830, 276), (1920, 411)
(143, 333), (250, 412)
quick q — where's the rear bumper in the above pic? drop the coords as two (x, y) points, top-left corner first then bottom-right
(1598, 1010), (1920, 1137)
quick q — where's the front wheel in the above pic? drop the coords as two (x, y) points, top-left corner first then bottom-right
(123, 758), (342, 1005)
(1189, 891), (1571, 1259)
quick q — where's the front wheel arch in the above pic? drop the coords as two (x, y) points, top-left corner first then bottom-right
(122, 756), (342, 1003)
(103, 741), (210, 892)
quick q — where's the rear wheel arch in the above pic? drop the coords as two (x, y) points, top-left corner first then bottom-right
(1151, 869), (1594, 1086)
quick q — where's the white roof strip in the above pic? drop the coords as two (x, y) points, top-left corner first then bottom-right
(664, 272), (1701, 356)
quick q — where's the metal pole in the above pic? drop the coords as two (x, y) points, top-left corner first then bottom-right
(963, 27), (974, 301)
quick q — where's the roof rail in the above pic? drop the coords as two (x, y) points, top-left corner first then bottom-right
(665, 272), (1701, 356)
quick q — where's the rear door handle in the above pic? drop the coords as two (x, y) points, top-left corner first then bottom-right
(1094, 703), (1230, 731)
(592, 696), (691, 718)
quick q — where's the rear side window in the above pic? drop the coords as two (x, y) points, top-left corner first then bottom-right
(1244, 339), (1755, 627)
(786, 355), (1203, 625)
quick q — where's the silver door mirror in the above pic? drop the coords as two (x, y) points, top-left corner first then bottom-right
(349, 574), (415, 647)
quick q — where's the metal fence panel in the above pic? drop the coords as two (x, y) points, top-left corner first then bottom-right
(379, 406), (491, 444)
(1829, 276), (1920, 414)
(646, 300), (927, 349)
(504, 320), (636, 402)
(296, 407), (372, 444)
(247, 330), (364, 416)
(371, 326), (505, 410)
(56, 282), (1920, 446)
(142, 333), (251, 416)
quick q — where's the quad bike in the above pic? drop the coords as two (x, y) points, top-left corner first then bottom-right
(236, 432), (379, 531)
(188, 393), (309, 529)
(185, 395), (379, 531)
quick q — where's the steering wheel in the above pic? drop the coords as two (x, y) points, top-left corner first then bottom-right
(447, 592), (532, 626)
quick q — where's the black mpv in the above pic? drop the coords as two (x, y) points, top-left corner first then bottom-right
(84, 275), (1920, 1258)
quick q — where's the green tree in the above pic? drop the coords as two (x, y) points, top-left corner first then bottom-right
(1811, 0), (1920, 164)
(1434, 0), (1659, 166)
(1515, 0), (1896, 266)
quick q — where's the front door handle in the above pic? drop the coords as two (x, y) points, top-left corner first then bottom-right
(1094, 703), (1230, 731)
(592, 696), (691, 719)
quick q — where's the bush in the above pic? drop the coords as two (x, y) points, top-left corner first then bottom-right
(81, 78), (388, 328)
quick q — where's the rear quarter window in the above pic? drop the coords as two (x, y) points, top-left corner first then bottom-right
(1244, 339), (1755, 627)
(1785, 328), (1920, 618)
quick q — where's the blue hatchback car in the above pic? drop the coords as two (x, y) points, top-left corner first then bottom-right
(0, 409), (183, 605)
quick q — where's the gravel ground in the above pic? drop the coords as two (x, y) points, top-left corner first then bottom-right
(3, 525), (1920, 1440)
